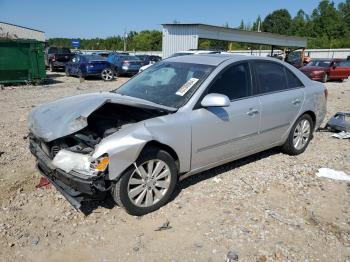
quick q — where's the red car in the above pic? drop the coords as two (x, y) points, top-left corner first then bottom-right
(300, 59), (350, 83)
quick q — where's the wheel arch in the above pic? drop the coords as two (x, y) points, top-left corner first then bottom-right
(301, 110), (316, 128)
(140, 140), (180, 171)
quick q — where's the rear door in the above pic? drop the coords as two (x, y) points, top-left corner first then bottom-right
(252, 61), (305, 146)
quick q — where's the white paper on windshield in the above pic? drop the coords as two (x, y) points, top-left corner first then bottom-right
(176, 78), (199, 96)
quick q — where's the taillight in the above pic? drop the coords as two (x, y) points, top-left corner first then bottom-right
(324, 87), (328, 99)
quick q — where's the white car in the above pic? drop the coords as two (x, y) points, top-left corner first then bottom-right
(139, 50), (222, 73)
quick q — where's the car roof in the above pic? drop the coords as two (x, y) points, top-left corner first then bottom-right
(165, 54), (287, 66)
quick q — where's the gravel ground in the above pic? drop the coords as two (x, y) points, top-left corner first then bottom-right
(0, 72), (349, 262)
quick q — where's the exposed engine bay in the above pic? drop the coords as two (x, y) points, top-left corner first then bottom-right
(38, 103), (168, 159)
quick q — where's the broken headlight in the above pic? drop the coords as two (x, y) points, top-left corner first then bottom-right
(90, 155), (109, 173)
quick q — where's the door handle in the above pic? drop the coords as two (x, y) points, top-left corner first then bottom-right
(246, 108), (259, 116)
(292, 99), (301, 105)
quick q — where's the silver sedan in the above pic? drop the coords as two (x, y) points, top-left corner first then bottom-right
(28, 54), (327, 215)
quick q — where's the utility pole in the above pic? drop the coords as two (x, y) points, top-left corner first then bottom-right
(258, 20), (262, 57)
(123, 28), (127, 52)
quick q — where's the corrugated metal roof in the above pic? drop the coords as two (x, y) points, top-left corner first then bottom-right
(0, 21), (44, 33)
(162, 23), (307, 58)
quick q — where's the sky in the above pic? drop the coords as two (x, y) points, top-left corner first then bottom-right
(0, 0), (346, 39)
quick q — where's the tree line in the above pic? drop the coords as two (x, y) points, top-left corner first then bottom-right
(48, 30), (162, 51)
(48, 0), (350, 51)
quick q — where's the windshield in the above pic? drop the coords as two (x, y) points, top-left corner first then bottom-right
(114, 62), (215, 108)
(306, 60), (331, 67)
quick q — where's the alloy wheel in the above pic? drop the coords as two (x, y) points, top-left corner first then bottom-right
(127, 159), (171, 207)
(293, 119), (311, 150)
(101, 68), (114, 81)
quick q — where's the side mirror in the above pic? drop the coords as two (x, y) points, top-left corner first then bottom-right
(332, 65), (337, 69)
(201, 93), (230, 108)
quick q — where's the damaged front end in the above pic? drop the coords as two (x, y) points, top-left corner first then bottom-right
(28, 93), (174, 209)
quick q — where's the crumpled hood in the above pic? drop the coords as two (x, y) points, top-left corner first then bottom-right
(28, 92), (175, 142)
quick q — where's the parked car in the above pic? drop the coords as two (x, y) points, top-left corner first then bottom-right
(300, 59), (350, 82)
(107, 54), (142, 76)
(45, 46), (74, 72)
(28, 54), (327, 215)
(91, 51), (111, 58)
(135, 55), (162, 65)
(169, 50), (221, 57)
(65, 54), (114, 81)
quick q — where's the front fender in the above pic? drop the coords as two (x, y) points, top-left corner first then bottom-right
(92, 123), (153, 180)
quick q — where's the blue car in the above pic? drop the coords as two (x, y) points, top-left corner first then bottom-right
(107, 54), (142, 76)
(65, 54), (115, 81)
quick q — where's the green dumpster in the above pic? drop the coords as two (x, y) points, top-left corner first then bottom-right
(0, 39), (46, 85)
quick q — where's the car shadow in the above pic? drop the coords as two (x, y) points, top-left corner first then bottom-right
(170, 147), (281, 201)
(79, 147), (281, 216)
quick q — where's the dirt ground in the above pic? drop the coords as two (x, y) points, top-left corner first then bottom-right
(0, 72), (349, 262)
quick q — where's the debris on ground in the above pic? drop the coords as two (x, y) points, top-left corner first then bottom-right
(325, 112), (350, 132)
(35, 177), (51, 189)
(155, 220), (172, 231)
(226, 250), (239, 261)
(316, 168), (350, 182)
(332, 131), (350, 139)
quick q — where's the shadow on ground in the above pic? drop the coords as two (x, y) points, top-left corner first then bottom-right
(79, 147), (281, 216)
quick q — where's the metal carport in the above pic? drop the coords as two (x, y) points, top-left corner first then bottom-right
(162, 23), (307, 58)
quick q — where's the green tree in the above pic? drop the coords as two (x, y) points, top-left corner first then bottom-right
(262, 9), (292, 35)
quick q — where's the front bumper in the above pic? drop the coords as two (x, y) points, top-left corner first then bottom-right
(29, 138), (108, 209)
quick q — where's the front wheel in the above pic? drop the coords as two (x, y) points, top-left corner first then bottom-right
(112, 148), (178, 216)
(282, 114), (314, 155)
(101, 68), (114, 81)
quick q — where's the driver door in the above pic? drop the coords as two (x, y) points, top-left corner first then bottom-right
(190, 62), (261, 170)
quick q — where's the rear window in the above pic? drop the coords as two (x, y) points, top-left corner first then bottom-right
(121, 55), (141, 61)
(48, 47), (71, 54)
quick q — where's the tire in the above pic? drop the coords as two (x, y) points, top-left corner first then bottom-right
(282, 114), (314, 155)
(322, 73), (328, 83)
(78, 69), (84, 79)
(112, 148), (178, 216)
(101, 68), (114, 81)
(49, 62), (55, 72)
(115, 68), (120, 77)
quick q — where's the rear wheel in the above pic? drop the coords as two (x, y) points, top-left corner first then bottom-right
(282, 114), (314, 155)
(112, 148), (178, 216)
(101, 68), (114, 81)
(322, 73), (328, 83)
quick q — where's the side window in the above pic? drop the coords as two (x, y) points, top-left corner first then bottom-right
(207, 63), (251, 100)
(285, 69), (304, 88)
(254, 61), (287, 94)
